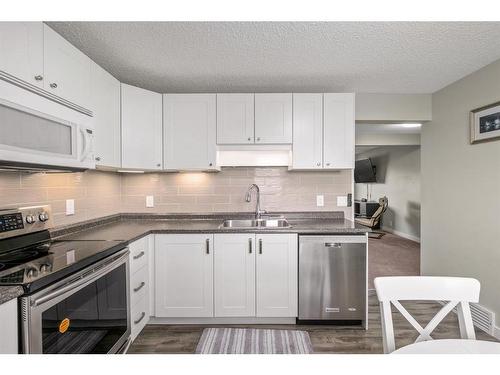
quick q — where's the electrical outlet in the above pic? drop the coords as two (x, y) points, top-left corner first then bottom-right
(146, 195), (154, 208)
(316, 195), (324, 207)
(66, 199), (75, 215)
(337, 196), (348, 207)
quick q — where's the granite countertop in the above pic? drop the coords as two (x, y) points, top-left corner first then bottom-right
(1, 212), (369, 305)
(54, 212), (370, 244)
(0, 286), (24, 305)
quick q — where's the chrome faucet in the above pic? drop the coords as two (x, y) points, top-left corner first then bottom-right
(245, 184), (265, 219)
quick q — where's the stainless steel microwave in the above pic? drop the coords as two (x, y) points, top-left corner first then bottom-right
(0, 80), (95, 171)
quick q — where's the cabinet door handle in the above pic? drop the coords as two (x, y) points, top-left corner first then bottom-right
(206, 238), (210, 254)
(95, 156), (102, 162)
(49, 83), (58, 89)
(34, 75), (43, 81)
(133, 251), (145, 260)
(248, 238), (252, 254)
(324, 242), (342, 248)
(133, 281), (146, 293)
(259, 238), (263, 254)
(134, 312), (146, 325)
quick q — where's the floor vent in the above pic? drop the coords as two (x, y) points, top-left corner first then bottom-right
(470, 303), (495, 335)
(440, 301), (495, 335)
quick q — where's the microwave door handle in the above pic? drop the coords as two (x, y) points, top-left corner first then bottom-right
(79, 127), (91, 161)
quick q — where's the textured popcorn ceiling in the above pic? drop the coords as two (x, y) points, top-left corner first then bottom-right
(47, 21), (500, 94)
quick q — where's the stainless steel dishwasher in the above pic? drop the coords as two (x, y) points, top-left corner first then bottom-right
(298, 235), (367, 326)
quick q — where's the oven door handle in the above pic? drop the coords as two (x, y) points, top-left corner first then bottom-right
(31, 250), (129, 308)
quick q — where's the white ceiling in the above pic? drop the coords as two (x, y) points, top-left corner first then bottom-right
(47, 22), (500, 94)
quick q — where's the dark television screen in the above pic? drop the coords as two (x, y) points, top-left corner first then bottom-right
(355, 158), (376, 183)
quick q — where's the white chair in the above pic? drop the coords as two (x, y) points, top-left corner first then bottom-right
(374, 276), (480, 353)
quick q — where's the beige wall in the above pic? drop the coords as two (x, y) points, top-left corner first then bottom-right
(355, 146), (420, 241)
(422, 58), (500, 329)
(0, 167), (353, 226)
(356, 93), (432, 122)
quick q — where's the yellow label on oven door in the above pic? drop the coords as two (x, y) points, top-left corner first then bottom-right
(59, 318), (70, 333)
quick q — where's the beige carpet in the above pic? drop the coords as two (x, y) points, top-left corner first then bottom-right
(368, 232), (420, 289)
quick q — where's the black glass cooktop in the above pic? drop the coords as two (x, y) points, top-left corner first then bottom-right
(0, 238), (126, 294)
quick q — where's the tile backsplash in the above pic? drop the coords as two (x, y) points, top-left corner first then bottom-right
(0, 167), (352, 226)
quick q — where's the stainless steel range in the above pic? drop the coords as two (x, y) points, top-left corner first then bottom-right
(0, 205), (130, 354)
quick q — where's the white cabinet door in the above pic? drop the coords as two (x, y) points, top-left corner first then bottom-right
(292, 93), (323, 169)
(121, 83), (163, 170)
(155, 234), (214, 317)
(43, 24), (92, 109)
(91, 62), (121, 168)
(256, 233), (298, 317)
(254, 93), (292, 144)
(216, 93), (254, 144)
(163, 94), (216, 170)
(323, 93), (355, 169)
(0, 299), (18, 353)
(0, 22), (44, 88)
(214, 234), (256, 317)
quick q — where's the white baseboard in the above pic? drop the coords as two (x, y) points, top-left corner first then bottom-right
(381, 226), (420, 243)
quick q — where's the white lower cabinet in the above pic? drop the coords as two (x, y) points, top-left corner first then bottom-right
(256, 234), (298, 317)
(0, 298), (18, 353)
(154, 234), (214, 317)
(214, 234), (256, 317)
(152, 233), (297, 320)
(129, 236), (152, 342)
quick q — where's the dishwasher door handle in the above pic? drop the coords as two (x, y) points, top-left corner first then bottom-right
(324, 242), (342, 248)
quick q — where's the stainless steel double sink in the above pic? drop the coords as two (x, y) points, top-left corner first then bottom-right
(219, 217), (291, 229)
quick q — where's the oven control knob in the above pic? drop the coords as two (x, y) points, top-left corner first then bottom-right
(38, 212), (49, 222)
(39, 263), (51, 273)
(26, 267), (38, 279)
(25, 215), (36, 224)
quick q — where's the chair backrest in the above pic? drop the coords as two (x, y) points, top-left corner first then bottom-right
(369, 196), (388, 227)
(374, 276), (480, 353)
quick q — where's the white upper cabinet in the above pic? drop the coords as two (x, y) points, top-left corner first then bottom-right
(323, 93), (355, 169)
(216, 93), (255, 144)
(254, 93), (292, 144)
(155, 234), (214, 318)
(292, 93), (323, 169)
(121, 83), (163, 170)
(0, 22), (44, 88)
(214, 234), (256, 317)
(90, 62), (121, 168)
(163, 94), (217, 170)
(256, 233), (298, 317)
(43, 24), (92, 109)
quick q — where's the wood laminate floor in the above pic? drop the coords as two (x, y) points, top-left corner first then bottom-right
(128, 294), (497, 354)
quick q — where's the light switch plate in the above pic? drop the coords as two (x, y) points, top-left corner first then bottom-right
(66, 199), (75, 215)
(316, 195), (324, 207)
(146, 195), (154, 208)
(337, 196), (348, 207)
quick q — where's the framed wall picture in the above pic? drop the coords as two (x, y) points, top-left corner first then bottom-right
(470, 101), (500, 144)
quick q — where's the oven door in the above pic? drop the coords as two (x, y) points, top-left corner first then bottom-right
(0, 97), (95, 171)
(21, 249), (130, 354)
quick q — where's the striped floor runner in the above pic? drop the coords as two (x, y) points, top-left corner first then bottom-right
(195, 328), (314, 354)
